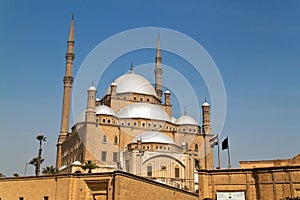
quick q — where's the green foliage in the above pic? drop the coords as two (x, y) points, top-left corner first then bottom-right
(81, 160), (99, 173)
(29, 157), (44, 167)
(42, 166), (56, 175)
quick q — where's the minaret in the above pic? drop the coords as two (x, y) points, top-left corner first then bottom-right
(85, 86), (97, 123)
(202, 98), (212, 134)
(155, 33), (163, 101)
(56, 16), (75, 169)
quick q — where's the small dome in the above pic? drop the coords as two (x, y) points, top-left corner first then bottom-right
(96, 105), (116, 116)
(132, 131), (175, 144)
(202, 101), (210, 107)
(110, 82), (117, 87)
(71, 161), (82, 166)
(88, 86), (97, 91)
(106, 73), (157, 97)
(176, 115), (198, 125)
(165, 90), (171, 94)
(117, 103), (170, 122)
(96, 98), (101, 101)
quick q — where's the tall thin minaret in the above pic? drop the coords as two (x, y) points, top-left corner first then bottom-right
(56, 16), (75, 169)
(155, 33), (163, 101)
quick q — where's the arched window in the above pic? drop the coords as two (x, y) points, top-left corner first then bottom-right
(114, 136), (118, 144)
(175, 166), (180, 178)
(147, 164), (152, 177)
(195, 143), (198, 151)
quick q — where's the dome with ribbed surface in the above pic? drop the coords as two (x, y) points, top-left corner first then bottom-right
(175, 115), (198, 125)
(117, 103), (170, 122)
(132, 131), (175, 144)
(95, 105), (116, 116)
(106, 73), (157, 97)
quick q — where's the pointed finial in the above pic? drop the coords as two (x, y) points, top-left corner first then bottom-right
(202, 97), (210, 107)
(68, 15), (74, 42)
(130, 61), (134, 73)
(92, 81), (94, 86)
(156, 32), (161, 58)
(184, 106), (187, 115)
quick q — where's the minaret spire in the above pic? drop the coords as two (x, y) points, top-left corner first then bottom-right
(56, 15), (75, 169)
(155, 33), (163, 101)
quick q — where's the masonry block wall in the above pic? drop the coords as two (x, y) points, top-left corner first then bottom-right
(198, 166), (300, 200)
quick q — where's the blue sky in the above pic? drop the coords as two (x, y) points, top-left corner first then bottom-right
(0, 1), (299, 176)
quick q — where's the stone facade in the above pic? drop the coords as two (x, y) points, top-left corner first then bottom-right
(0, 171), (198, 200)
(198, 165), (300, 200)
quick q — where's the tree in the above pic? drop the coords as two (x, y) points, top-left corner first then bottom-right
(13, 173), (19, 177)
(42, 166), (56, 175)
(0, 173), (5, 178)
(35, 135), (46, 176)
(29, 157), (44, 175)
(81, 160), (99, 173)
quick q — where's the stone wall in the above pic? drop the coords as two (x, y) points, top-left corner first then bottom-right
(198, 165), (300, 200)
(0, 171), (198, 200)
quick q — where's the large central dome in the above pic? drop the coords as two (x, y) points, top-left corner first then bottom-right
(106, 73), (157, 97)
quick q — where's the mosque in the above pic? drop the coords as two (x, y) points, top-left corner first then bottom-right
(1, 16), (300, 200)
(55, 17), (214, 191)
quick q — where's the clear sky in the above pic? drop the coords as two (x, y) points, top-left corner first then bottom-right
(0, 1), (299, 176)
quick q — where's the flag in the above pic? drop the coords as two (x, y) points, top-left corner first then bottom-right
(222, 137), (228, 150)
(209, 134), (218, 148)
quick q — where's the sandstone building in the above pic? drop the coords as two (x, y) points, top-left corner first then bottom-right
(55, 17), (214, 191)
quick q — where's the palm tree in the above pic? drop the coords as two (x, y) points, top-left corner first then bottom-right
(81, 160), (99, 173)
(35, 135), (46, 176)
(42, 166), (56, 175)
(29, 157), (44, 175)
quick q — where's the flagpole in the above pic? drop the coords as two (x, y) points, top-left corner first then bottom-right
(217, 134), (221, 169)
(227, 136), (232, 169)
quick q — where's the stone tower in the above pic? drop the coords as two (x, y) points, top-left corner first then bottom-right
(202, 99), (212, 134)
(56, 16), (75, 169)
(155, 33), (163, 101)
(85, 86), (97, 123)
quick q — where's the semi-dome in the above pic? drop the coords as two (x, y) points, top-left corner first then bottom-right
(117, 103), (170, 122)
(175, 115), (198, 125)
(106, 73), (157, 97)
(132, 131), (175, 144)
(96, 105), (116, 116)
